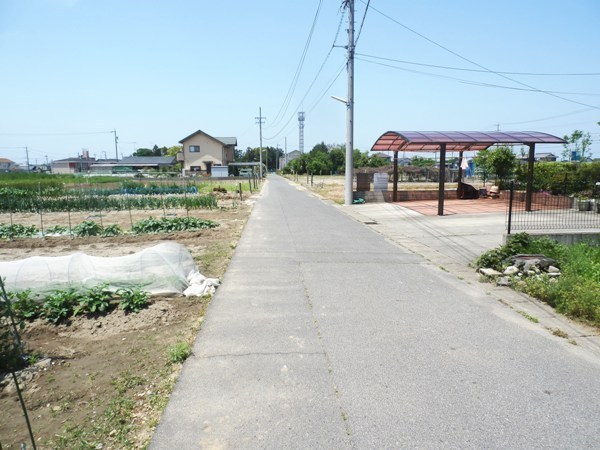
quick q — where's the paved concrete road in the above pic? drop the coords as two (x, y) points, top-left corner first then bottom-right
(151, 176), (600, 449)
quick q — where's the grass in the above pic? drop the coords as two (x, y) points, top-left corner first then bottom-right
(477, 233), (600, 328)
(167, 341), (192, 364)
(516, 310), (539, 323)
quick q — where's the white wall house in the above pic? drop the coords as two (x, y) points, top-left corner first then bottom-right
(179, 130), (237, 175)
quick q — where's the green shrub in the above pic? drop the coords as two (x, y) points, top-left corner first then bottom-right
(73, 220), (103, 237)
(132, 217), (218, 234)
(167, 342), (192, 364)
(0, 223), (39, 240)
(46, 224), (69, 235)
(478, 236), (600, 326)
(101, 224), (123, 237)
(43, 289), (81, 323)
(117, 287), (149, 313)
(8, 290), (41, 321)
(74, 284), (114, 316)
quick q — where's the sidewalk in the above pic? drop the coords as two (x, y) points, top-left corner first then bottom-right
(150, 175), (600, 449)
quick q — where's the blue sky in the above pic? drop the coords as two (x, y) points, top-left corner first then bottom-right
(1, 0), (599, 166)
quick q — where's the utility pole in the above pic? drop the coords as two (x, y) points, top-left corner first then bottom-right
(25, 146), (30, 172)
(112, 129), (119, 160)
(344, 0), (355, 206)
(255, 108), (266, 178)
(285, 137), (288, 166)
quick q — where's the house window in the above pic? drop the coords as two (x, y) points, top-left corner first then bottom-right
(189, 145), (200, 153)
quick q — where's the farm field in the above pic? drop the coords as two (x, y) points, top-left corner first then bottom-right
(0, 201), (253, 449)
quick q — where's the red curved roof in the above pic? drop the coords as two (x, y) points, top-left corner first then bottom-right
(371, 131), (566, 152)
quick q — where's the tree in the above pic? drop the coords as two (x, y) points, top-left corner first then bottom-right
(562, 130), (592, 161)
(410, 156), (435, 167)
(473, 148), (492, 185)
(133, 148), (155, 157)
(165, 145), (182, 157)
(352, 149), (369, 168)
(487, 145), (516, 183)
(309, 142), (329, 156)
(329, 146), (345, 173)
(307, 152), (331, 175)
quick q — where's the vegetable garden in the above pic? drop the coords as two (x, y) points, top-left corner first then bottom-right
(0, 175), (258, 239)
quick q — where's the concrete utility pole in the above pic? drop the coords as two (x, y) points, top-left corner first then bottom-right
(25, 146), (30, 172)
(255, 108), (266, 178)
(344, 0), (355, 206)
(112, 129), (119, 160)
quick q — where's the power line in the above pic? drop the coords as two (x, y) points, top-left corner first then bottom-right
(356, 56), (600, 96)
(354, 0), (370, 46)
(365, 2), (600, 111)
(355, 53), (600, 77)
(498, 108), (596, 126)
(268, 0), (323, 129)
(264, 9), (347, 142)
(0, 130), (113, 136)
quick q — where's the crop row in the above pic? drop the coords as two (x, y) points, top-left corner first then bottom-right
(0, 192), (218, 213)
(0, 217), (219, 240)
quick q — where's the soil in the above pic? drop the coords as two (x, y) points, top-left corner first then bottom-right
(0, 202), (253, 449)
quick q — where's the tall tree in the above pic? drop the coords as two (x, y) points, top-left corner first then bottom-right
(487, 145), (516, 183)
(562, 130), (592, 161)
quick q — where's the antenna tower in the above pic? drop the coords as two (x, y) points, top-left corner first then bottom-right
(298, 111), (305, 153)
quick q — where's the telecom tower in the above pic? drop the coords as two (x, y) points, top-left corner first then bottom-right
(298, 111), (305, 153)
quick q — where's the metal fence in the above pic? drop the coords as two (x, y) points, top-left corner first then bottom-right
(506, 181), (600, 234)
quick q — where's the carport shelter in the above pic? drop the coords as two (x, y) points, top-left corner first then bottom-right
(371, 131), (566, 215)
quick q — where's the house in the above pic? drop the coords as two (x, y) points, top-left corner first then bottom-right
(52, 156), (96, 174)
(371, 152), (392, 162)
(280, 150), (302, 169)
(0, 158), (18, 172)
(179, 130), (237, 175)
(536, 152), (557, 162)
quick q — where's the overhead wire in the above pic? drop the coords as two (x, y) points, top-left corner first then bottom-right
(364, 1), (600, 111)
(0, 130), (113, 136)
(268, 0), (324, 129)
(355, 53), (600, 77)
(264, 8), (347, 142)
(498, 108), (596, 126)
(356, 56), (600, 96)
(354, 0), (370, 46)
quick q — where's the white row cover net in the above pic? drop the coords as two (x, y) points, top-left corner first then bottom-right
(0, 242), (201, 296)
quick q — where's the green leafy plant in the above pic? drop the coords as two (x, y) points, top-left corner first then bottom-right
(117, 287), (149, 313)
(43, 289), (81, 323)
(167, 342), (192, 364)
(0, 223), (39, 240)
(73, 220), (103, 237)
(74, 284), (114, 316)
(132, 217), (218, 234)
(101, 224), (123, 237)
(46, 224), (69, 235)
(478, 236), (600, 326)
(8, 289), (41, 321)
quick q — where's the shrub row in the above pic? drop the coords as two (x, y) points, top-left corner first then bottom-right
(476, 233), (600, 326)
(0, 216), (219, 239)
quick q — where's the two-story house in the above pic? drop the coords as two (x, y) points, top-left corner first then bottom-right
(179, 130), (237, 175)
